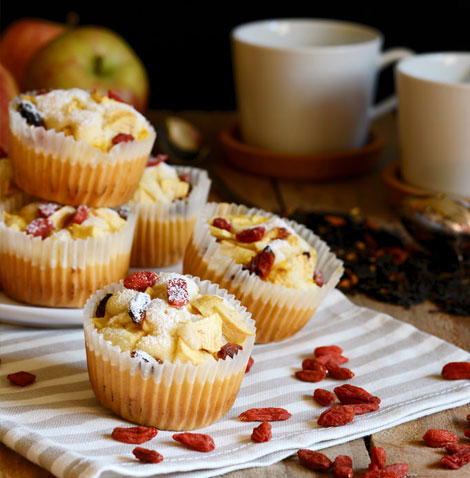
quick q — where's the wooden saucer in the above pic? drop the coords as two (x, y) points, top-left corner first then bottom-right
(220, 123), (385, 180)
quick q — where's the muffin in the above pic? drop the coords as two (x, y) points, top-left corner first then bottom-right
(0, 155), (29, 214)
(84, 271), (255, 430)
(0, 200), (135, 307)
(183, 202), (344, 343)
(130, 157), (211, 267)
(8, 88), (156, 207)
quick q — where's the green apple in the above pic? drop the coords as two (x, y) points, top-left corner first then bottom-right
(24, 26), (149, 112)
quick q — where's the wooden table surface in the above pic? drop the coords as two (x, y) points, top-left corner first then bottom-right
(1, 111), (469, 477)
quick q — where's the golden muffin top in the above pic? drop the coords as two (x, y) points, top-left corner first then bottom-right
(132, 157), (190, 204)
(16, 88), (149, 151)
(3, 201), (128, 240)
(209, 214), (322, 290)
(93, 271), (254, 365)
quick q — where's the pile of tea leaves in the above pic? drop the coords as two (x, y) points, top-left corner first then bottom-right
(289, 210), (470, 316)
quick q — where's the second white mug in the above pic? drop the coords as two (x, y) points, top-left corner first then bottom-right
(232, 19), (412, 154)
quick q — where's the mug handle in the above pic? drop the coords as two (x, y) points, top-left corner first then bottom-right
(370, 48), (414, 120)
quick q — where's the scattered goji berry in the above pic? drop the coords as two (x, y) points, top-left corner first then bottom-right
(212, 217), (233, 232)
(295, 369), (326, 383)
(251, 421), (272, 443)
(95, 293), (112, 318)
(112, 133), (135, 145)
(314, 270), (324, 287)
(441, 449), (470, 469)
(297, 449), (332, 470)
(384, 464), (409, 478)
(333, 455), (353, 478)
(326, 361), (355, 380)
(132, 447), (163, 463)
(239, 408), (292, 422)
(276, 227), (290, 240)
(302, 358), (327, 373)
(441, 362), (470, 380)
(217, 343), (242, 360)
(334, 384), (381, 405)
(147, 154), (168, 167)
(317, 405), (355, 427)
(235, 226), (265, 243)
(245, 356), (254, 373)
(246, 246), (275, 279)
(37, 202), (61, 218)
(71, 205), (88, 224)
(7, 371), (36, 386)
(172, 433), (215, 452)
(370, 446), (386, 469)
(446, 443), (470, 454)
(423, 429), (459, 448)
(108, 90), (126, 103)
(350, 402), (380, 415)
(316, 353), (349, 365)
(313, 388), (336, 407)
(167, 278), (189, 306)
(315, 345), (343, 356)
(111, 426), (158, 444)
(26, 218), (53, 239)
(124, 271), (158, 292)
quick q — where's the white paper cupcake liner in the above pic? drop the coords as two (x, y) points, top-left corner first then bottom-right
(130, 166), (211, 267)
(9, 96), (156, 207)
(0, 210), (136, 307)
(83, 276), (255, 430)
(183, 202), (344, 343)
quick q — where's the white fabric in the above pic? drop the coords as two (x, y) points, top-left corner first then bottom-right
(1, 289), (469, 478)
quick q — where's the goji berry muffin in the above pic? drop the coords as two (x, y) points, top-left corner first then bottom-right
(183, 202), (344, 343)
(8, 88), (156, 207)
(130, 156), (211, 267)
(0, 201), (135, 307)
(84, 271), (255, 430)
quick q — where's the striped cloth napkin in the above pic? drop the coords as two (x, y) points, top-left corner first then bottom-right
(1, 289), (469, 478)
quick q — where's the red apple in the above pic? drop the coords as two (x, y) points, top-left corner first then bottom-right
(0, 18), (65, 90)
(24, 26), (149, 112)
(0, 63), (19, 152)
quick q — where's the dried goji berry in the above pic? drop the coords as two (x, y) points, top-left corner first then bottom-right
(172, 433), (215, 452)
(246, 246), (275, 280)
(167, 278), (189, 306)
(326, 361), (355, 380)
(251, 421), (272, 443)
(446, 443), (470, 454)
(314, 270), (324, 287)
(239, 407), (292, 422)
(423, 429), (459, 448)
(26, 218), (53, 239)
(71, 205), (88, 224)
(37, 202), (61, 218)
(297, 449), (332, 470)
(350, 402), (380, 415)
(276, 227), (290, 240)
(132, 447), (163, 463)
(218, 343), (242, 360)
(112, 133), (135, 145)
(112, 426), (158, 444)
(124, 271), (158, 292)
(333, 455), (353, 478)
(370, 446), (386, 469)
(384, 463), (409, 477)
(325, 215), (346, 227)
(317, 405), (355, 427)
(108, 90), (126, 103)
(316, 353), (349, 365)
(245, 356), (254, 373)
(313, 388), (335, 407)
(212, 217), (233, 232)
(315, 345), (343, 356)
(7, 371), (36, 386)
(235, 226), (265, 243)
(441, 449), (470, 469)
(334, 384), (381, 405)
(295, 369), (326, 383)
(95, 293), (112, 318)
(302, 358), (327, 373)
(441, 362), (470, 380)
(147, 154), (168, 167)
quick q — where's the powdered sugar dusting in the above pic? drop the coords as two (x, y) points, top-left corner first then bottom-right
(128, 292), (151, 324)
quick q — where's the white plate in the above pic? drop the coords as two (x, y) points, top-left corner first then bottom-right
(0, 264), (183, 328)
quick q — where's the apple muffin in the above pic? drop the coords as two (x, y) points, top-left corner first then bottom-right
(0, 200), (136, 307)
(84, 271), (255, 430)
(8, 88), (156, 207)
(130, 156), (211, 267)
(183, 203), (344, 343)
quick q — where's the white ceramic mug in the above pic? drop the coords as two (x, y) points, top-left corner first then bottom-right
(396, 53), (470, 198)
(231, 19), (412, 154)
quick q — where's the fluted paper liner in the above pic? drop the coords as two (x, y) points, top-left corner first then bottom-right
(130, 166), (211, 267)
(183, 203), (344, 343)
(8, 97), (156, 207)
(83, 277), (256, 430)
(0, 212), (136, 307)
